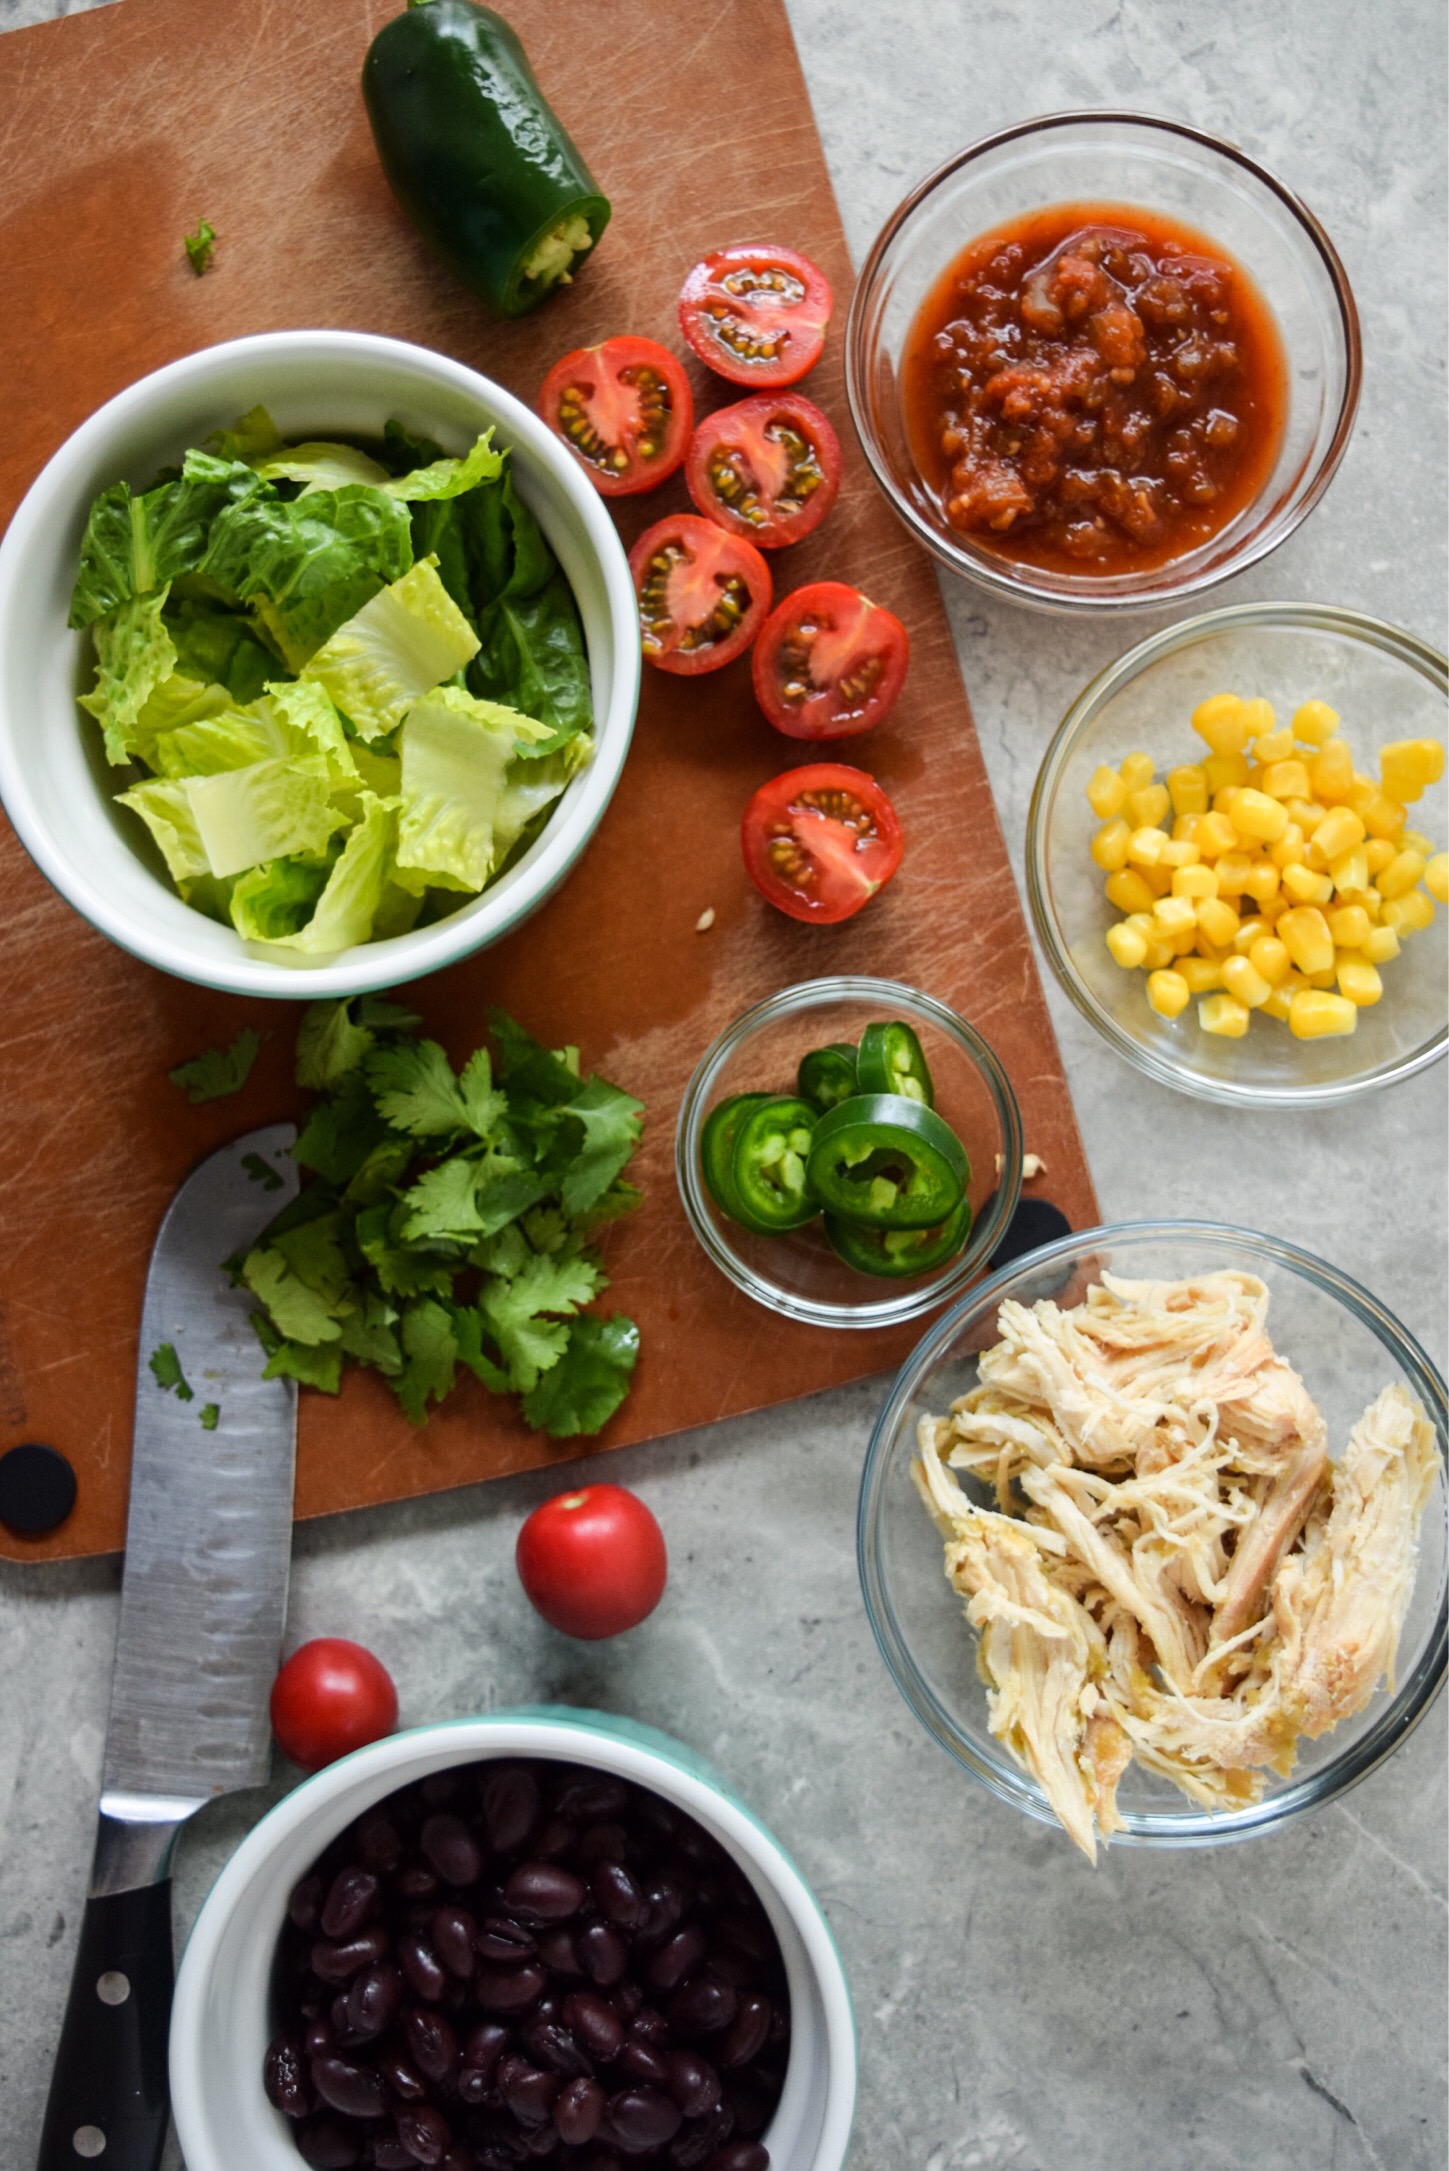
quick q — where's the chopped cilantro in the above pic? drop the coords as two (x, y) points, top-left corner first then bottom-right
(242, 1151), (284, 1191)
(148, 1342), (194, 1401)
(184, 218), (217, 275)
(199, 1403), (220, 1431)
(169, 1027), (260, 1104)
(235, 1001), (643, 1437)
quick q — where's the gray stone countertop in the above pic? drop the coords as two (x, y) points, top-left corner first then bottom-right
(0, 1), (1445, 2166)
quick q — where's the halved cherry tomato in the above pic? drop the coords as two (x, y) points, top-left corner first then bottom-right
(741, 762), (903, 924)
(628, 513), (772, 675)
(753, 582), (910, 739)
(685, 393), (841, 549)
(539, 335), (694, 497)
(679, 244), (833, 387)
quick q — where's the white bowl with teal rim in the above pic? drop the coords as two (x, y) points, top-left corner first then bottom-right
(170, 1707), (857, 2170)
(0, 330), (639, 997)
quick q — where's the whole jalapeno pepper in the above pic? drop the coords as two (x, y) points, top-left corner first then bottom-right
(805, 1093), (967, 1230)
(362, 0), (612, 319)
(795, 1042), (858, 1114)
(823, 1197), (971, 1277)
(726, 1095), (820, 1234)
(855, 1020), (934, 1107)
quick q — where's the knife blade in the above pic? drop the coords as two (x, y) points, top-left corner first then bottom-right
(38, 1123), (300, 2171)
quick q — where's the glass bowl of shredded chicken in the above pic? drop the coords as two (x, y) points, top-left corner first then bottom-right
(858, 1223), (1446, 1856)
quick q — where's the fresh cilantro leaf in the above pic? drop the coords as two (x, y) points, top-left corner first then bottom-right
(168, 1027), (260, 1104)
(242, 1247), (344, 1346)
(459, 1046), (508, 1138)
(573, 1180), (643, 1235)
(148, 1341), (194, 1400)
(354, 1204), (456, 1299)
(451, 1305), (511, 1393)
(338, 1290), (403, 1375)
(184, 217), (217, 275)
(395, 1299), (459, 1425)
(296, 999), (375, 1090)
(474, 1166), (551, 1240)
(357, 994), (423, 1034)
(241, 1151), (284, 1191)
(367, 1039), (469, 1137)
(490, 1009), (581, 1110)
(557, 1076), (645, 1217)
(270, 1211), (353, 1309)
(343, 1138), (415, 1207)
(293, 1070), (389, 1184)
(199, 1403), (220, 1431)
(398, 1155), (486, 1243)
(476, 1245), (605, 1392)
(521, 1315), (639, 1438)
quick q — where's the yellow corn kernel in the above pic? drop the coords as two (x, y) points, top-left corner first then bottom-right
(1329, 844), (1369, 895)
(1230, 788), (1289, 843)
(1215, 851), (1258, 897)
(1146, 969), (1191, 1019)
(1285, 798), (1327, 831)
(1195, 896), (1241, 948)
(1376, 847), (1427, 900)
(1268, 822), (1307, 870)
(1169, 925), (1199, 957)
(1199, 992), (1251, 1038)
(1126, 825), (1169, 867)
(1172, 863), (1218, 900)
(1159, 838), (1201, 869)
(1180, 956), (1225, 994)
(1361, 924), (1402, 964)
(1252, 728), (1296, 765)
(1126, 783), (1171, 830)
(1311, 805), (1367, 860)
(1192, 694), (1250, 755)
(1105, 921), (1148, 970)
(1091, 817), (1132, 872)
(1260, 758), (1312, 802)
(1249, 935), (1292, 987)
(1281, 861), (1334, 906)
(1383, 890), (1436, 935)
(1327, 904), (1372, 949)
(1167, 764), (1210, 817)
(1212, 785), (1242, 817)
(1310, 739), (1355, 802)
(1361, 791), (1408, 841)
(1261, 984), (1295, 1022)
(1119, 752), (1156, 792)
(1336, 955), (1383, 1007)
(1426, 852), (1449, 904)
(1173, 813), (1203, 844)
(1087, 764), (1129, 818)
(1379, 737), (1446, 803)
(1202, 751), (1250, 793)
(1126, 916), (1174, 970)
(1143, 863), (1173, 896)
(1152, 894), (1198, 938)
(1232, 917), (1267, 953)
(1194, 810), (1239, 859)
(1302, 837), (1331, 874)
(1303, 966), (1338, 989)
(1244, 764), (1270, 793)
(1240, 697), (1276, 738)
(1104, 869), (1157, 916)
(1258, 892), (1287, 923)
(1401, 829), (1437, 858)
(1222, 954), (1272, 1008)
(1292, 700), (1340, 746)
(1242, 859), (1282, 907)
(1279, 906), (1335, 975)
(1363, 836), (1397, 874)
(1289, 989), (1357, 1039)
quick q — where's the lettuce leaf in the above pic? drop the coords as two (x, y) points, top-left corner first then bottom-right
(248, 793), (396, 957)
(382, 431), (504, 503)
(165, 598), (276, 702)
(207, 405), (284, 462)
(472, 575), (593, 750)
(300, 558), (480, 741)
(396, 686), (549, 891)
(199, 485), (415, 670)
(69, 453), (268, 628)
(78, 589), (179, 764)
(492, 735), (592, 866)
(229, 853), (334, 942)
(116, 776), (210, 882)
(185, 753), (340, 879)
(251, 441), (392, 493)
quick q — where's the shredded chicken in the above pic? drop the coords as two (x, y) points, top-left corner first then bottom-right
(912, 1271), (1439, 1862)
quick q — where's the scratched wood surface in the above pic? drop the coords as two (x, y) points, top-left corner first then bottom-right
(0, 0), (1098, 1561)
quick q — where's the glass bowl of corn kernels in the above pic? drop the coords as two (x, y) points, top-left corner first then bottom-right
(1027, 602), (1447, 1107)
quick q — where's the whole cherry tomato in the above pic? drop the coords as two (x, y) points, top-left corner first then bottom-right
(270, 1638), (399, 1771)
(516, 1484), (668, 1640)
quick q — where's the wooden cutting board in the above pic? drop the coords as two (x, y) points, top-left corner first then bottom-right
(0, 0), (1097, 1562)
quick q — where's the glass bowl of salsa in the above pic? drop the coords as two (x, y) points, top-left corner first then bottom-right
(845, 112), (1361, 613)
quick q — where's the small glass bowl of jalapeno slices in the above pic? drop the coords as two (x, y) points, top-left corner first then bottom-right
(676, 977), (1024, 1328)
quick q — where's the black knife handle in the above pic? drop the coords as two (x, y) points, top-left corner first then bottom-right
(36, 1881), (173, 2171)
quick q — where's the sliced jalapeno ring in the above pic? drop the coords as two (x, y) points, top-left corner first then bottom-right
(700, 1092), (773, 1224)
(728, 1094), (820, 1233)
(796, 1041), (859, 1114)
(855, 1020), (934, 1106)
(824, 1197), (972, 1278)
(805, 1093), (968, 1230)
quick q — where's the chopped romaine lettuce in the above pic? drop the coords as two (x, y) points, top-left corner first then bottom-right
(396, 687), (548, 892)
(78, 589), (179, 764)
(200, 484), (416, 669)
(69, 454), (267, 628)
(116, 777), (211, 882)
(300, 558), (480, 740)
(251, 441), (392, 492)
(249, 793), (397, 957)
(186, 754), (340, 879)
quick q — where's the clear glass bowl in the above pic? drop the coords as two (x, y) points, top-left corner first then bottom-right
(858, 1222), (1448, 1848)
(1027, 602), (1448, 1107)
(844, 111), (1361, 615)
(675, 977), (1023, 1329)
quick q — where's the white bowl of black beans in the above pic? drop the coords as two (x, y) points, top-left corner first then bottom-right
(170, 1709), (856, 2171)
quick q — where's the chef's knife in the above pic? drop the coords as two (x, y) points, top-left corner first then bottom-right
(37, 1124), (300, 2171)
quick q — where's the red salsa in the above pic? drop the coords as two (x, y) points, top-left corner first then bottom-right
(901, 202), (1288, 575)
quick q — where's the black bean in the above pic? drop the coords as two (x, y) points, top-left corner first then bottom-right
(646, 1925), (706, 1995)
(296, 2115), (362, 2168)
(421, 1814), (483, 1888)
(664, 2050), (721, 2119)
(345, 1962), (401, 2042)
(620, 2037), (669, 2086)
(715, 1995), (771, 2072)
(441, 2152), (478, 2171)
(376, 2143), (417, 2171)
(668, 1976), (737, 2039)
(602, 2086), (683, 2154)
(264, 2033), (314, 2117)
(592, 1861), (645, 1930)
(482, 1765), (539, 1853)
(554, 2075), (606, 2146)
(523, 2016), (593, 2078)
(474, 1962), (549, 2013)
(713, 1914), (772, 1969)
(504, 1862), (587, 1923)
(723, 2076), (770, 2138)
(562, 1991), (624, 2063)
(311, 1927), (390, 1983)
(396, 2103), (454, 2165)
(462, 2020), (510, 2084)
(534, 1925), (583, 1978)
(579, 1922), (629, 1987)
(310, 2053), (388, 2120)
(475, 1917), (537, 1965)
(321, 1867), (380, 1940)
(405, 2004), (459, 2082)
(355, 1811), (404, 1873)
(289, 1876), (325, 1933)
(379, 2050), (427, 2102)
(399, 1935), (448, 2003)
(304, 2018), (335, 2060)
(432, 1905), (478, 1979)
(498, 2055), (561, 2129)
(612, 1983), (644, 2022)
(555, 1774), (630, 1822)
(629, 2006), (668, 2046)
(399, 1865), (441, 1900)
(667, 2105), (735, 2169)
(576, 1822), (629, 1869)
(634, 1877), (687, 1950)
(421, 1771), (461, 1806)
(705, 2148), (769, 2171)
